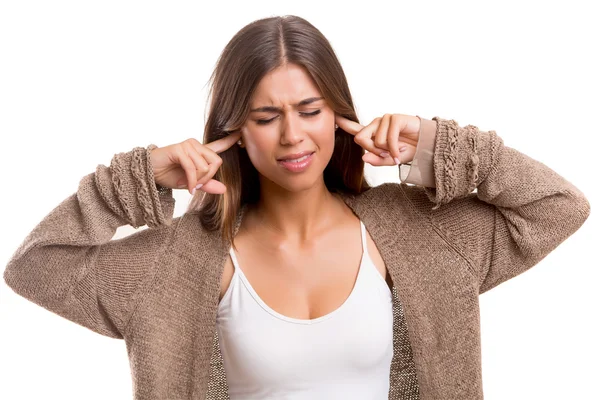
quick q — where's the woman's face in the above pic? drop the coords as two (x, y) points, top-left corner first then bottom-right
(240, 63), (336, 193)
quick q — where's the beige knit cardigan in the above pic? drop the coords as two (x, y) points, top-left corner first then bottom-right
(4, 116), (590, 399)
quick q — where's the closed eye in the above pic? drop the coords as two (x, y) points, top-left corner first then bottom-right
(256, 110), (321, 125)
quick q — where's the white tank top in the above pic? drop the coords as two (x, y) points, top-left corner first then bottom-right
(216, 220), (394, 399)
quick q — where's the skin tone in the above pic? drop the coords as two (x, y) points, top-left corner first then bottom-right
(336, 113), (420, 167)
(151, 62), (422, 207)
(222, 63), (423, 314)
(238, 63), (342, 243)
(151, 61), (423, 315)
(237, 63), (421, 245)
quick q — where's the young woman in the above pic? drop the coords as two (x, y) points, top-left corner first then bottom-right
(3, 15), (590, 400)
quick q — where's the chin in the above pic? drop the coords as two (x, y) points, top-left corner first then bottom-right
(260, 169), (323, 193)
(276, 178), (322, 193)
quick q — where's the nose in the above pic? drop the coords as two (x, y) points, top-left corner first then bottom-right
(280, 114), (304, 146)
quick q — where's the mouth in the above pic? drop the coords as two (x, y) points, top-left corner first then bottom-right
(277, 151), (315, 172)
(276, 151), (315, 162)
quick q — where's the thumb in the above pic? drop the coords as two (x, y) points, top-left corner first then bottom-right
(197, 179), (227, 194)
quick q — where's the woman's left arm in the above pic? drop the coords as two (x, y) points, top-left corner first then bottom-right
(336, 114), (591, 294)
(409, 116), (590, 293)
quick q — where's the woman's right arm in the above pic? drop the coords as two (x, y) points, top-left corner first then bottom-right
(3, 145), (176, 339)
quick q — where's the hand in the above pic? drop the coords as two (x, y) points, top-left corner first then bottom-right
(149, 131), (242, 195)
(335, 113), (420, 166)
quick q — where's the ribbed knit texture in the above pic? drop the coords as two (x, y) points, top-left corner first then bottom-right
(3, 117), (590, 399)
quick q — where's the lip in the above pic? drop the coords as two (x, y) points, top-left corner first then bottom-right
(277, 150), (314, 161)
(277, 152), (315, 173)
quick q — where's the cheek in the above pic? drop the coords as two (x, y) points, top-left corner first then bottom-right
(313, 120), (336, 155)
(317, 112), (336, 147)
(242, 131), (273, 167)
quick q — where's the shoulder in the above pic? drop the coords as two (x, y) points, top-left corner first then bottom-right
(345, 182), (432, 215)
(163, 212), (223, 256)
(101, 215), (185, 262)
(351, 182), (492, 215)
(347, 182), (495, 242)
(106, 210), (216, 255)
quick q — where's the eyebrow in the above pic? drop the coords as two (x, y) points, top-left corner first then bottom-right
(250, 97), (324, 113)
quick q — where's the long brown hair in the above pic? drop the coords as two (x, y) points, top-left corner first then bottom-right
(187, 15), (370, 246)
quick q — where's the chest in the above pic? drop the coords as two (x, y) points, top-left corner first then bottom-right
(218, 227), (392, 320)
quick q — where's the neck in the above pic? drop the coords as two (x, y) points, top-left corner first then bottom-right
(248, 176), (343, 244)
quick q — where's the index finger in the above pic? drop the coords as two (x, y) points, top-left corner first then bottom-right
(205, 130), (243, 154)
(335, 115), (364, 136)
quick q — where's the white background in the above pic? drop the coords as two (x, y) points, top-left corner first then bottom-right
(1, 1), (598, 399)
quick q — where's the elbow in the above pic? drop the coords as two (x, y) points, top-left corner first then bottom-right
(579, 192), (591, 222)
(3, 258), (32, 300)
(3, 257), (22, 294)
(3, 264), (13, 290)
(565, 188), (591, 229)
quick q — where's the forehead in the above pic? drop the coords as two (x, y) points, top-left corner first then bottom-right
(251, 64), (322, 106)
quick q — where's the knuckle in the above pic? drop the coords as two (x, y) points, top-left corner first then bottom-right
(179, 141), (192, 157)
(197, 167), (207, 177)
(186, 163), (196, 174)
(184, 140), (197, 152)
(174, 143), (185, 154)
(184, 137), (199, 146)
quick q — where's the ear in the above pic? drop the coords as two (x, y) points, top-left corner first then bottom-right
(238, 127), (247, 148)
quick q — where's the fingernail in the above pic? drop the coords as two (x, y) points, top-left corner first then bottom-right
(394, 157), (401, 165)
(195, 183), (203, 189)
(399, 146), (407, 152)
(191, 188), (196, 195)
(380, 152), (389, 158)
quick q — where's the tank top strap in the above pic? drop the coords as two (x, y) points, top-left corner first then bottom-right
(359, 220), (367, 255)
(229, 247), (241, 272)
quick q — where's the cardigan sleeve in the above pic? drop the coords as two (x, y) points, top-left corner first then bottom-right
(399, 116), (591, 294)
(3, 145), (177, 339)
(399, 116), (437, 187)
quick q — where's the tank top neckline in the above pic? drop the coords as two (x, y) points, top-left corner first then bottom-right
(227, 220), (371, 325)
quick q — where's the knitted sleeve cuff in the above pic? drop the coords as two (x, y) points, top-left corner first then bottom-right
(95, 145), (175, 228)
(421, 117), (501, 210)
